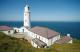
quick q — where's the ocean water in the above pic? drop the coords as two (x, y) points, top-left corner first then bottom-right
(0, 21), (80, 39)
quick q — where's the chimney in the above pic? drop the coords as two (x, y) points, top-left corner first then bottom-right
(67, 34), (70, 37)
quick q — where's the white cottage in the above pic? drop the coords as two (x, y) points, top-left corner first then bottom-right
(29, 26), (60, 48)
(0, 26), (13, 35)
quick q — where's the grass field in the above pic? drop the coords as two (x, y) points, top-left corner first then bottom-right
(0, 32), (80, 52)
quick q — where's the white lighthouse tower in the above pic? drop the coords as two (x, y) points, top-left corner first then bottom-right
(24, 4), (30, 29)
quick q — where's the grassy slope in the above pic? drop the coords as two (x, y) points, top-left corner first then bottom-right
(0, 32), (80, 52)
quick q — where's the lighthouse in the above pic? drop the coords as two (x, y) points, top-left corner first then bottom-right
(24, 5), (30, 29)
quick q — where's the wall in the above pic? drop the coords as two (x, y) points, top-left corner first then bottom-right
(13, 27), (19, 32)
(13, 27), (29, 33)
(29, 31), (48, 43)
(29, 31), (49, 46)
(48, 35), (60, 46)
(18, 27), (29, 32)
(3, 30), (14, 35)
(31, 40), (40, 48)
(68, 40), (72, 43)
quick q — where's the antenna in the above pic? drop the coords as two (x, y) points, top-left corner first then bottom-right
(26, 0), (30, 5)
(25, 0), (27, 5)
(26, 0), (28, 5)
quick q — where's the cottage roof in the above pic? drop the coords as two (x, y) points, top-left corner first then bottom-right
(31, 26), (59, 39)
(0, 26), (13, 31)
(55, 36), (72, 44)
(32, 38), (47, 48)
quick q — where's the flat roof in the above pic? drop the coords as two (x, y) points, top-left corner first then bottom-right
(55, 36), (72, 44)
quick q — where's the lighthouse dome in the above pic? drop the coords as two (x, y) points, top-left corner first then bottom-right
(25, 5), (29, 11)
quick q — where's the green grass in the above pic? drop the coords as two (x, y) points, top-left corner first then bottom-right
(0, 32), (80, 52)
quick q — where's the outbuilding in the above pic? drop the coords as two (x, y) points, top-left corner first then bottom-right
(0, 26), (13, 34)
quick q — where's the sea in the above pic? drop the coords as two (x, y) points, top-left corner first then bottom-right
(0, 21), (80, 39)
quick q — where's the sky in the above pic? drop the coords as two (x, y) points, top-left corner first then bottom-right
(0, 0), (80, 22)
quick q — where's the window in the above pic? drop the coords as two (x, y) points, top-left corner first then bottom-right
(14, 30), (17, 33)
(37, 46), (38, 48)
(23, 29), (24, 32)
(39, 36), (40, 39)
(8, 31), (10, 33)
(36, 35), (37, 38)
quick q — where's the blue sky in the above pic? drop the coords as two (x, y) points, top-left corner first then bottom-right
(0, 0), (80, 22)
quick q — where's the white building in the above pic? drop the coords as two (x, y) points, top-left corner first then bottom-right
(30, 26), (60, 48)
